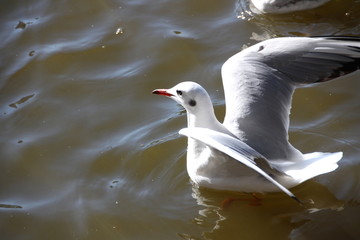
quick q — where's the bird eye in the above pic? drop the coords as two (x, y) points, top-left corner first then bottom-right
(189, 99), (196, 107)
(176, 90), (183, 96)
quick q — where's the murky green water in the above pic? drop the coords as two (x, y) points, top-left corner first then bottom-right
(1, 0), (360, 239)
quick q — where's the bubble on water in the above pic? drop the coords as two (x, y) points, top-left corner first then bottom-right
(116, 27), (124, 35)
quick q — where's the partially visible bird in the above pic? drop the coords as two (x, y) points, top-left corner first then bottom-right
(250, 0), (331, 14)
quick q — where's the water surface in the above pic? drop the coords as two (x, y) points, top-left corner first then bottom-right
(1, 0), (360, 239)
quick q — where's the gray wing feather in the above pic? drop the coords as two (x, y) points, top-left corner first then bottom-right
(247, 37), (360, 84)
(221, 37), (360, 160)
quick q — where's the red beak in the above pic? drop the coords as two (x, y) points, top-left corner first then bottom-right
(152, 89), (174, 97)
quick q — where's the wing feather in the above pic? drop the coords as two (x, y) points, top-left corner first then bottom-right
(179, 127), (302, 204)
(221, 37), (360, 161)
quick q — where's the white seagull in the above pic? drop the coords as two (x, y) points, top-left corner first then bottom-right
(153, 36), (360, 203)
(250, 0), (331, 14)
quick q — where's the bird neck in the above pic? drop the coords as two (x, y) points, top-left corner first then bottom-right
(186, 108), (224, 132)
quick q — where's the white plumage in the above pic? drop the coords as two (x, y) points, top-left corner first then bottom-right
(153, 36), (360, 202)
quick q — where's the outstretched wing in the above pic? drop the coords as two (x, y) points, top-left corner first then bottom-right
(179, 127), (302, 204)
(221, 36), (360, 160)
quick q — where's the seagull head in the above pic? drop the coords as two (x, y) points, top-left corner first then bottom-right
(152, 81), (223, 129)
(152, 81), (212, 114)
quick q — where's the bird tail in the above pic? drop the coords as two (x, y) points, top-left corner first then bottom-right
(273, 152), (343, 184)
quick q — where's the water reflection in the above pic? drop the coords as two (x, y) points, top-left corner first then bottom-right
(190, 180), (349, 239)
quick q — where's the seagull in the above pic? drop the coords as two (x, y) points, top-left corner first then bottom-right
(153, 36), (360, 203)
(250, 0), (331, 14)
